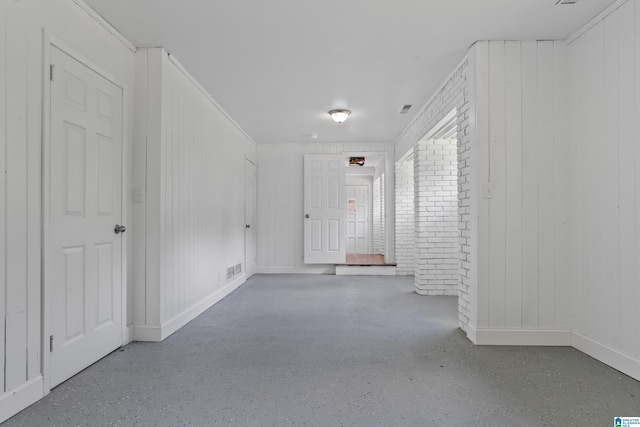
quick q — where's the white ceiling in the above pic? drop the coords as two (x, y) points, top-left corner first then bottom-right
(85, 0), (615, 145)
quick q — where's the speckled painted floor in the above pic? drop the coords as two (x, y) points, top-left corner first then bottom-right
(4, 274), (640, 426)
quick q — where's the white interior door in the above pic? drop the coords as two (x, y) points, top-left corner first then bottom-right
(346, 185), (370, 253)
(245, 158), (257, 277)
(304, 155), (346, 264)
(48, 46), (123, 387)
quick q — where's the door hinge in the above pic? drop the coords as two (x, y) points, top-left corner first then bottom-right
(50, 64), (55, 82)
(50, 335), (54, 352)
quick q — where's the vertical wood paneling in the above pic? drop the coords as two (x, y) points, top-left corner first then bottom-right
(521, 41), (540, 328)
(553, 41), (571, 329)
(475, 41), (491, 328)
(0, 0), (137, 416)
(5, 1), (28, 388)
(0, 0), (7, 392)
(132, 50), (148, 328)
(145, 49), (163, 325)
(601, 11), (620, 346)
(26, 18), (42, 380)
(488, 42), (507, 328)
(147, 53), (256, 324)
(257, 143), (393, 271)
(576, 31), (592, 337)
(586, 22), (605, 340)
(634, 0), (640, 359)
(476, 40), (570, 333)
(504, 41), (523, 329)
(537, 41), (556, 329)
(569, 1), (640, 364)
(567, 31), (583, 337)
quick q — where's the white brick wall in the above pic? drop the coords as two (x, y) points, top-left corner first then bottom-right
(414, 138), (459, 296)
(372, 174), (385, 254)
(395, 156), (415, 275)
(394, 56), (473, 331)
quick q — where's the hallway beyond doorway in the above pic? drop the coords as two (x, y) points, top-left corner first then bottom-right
(5, 275), (639, 426)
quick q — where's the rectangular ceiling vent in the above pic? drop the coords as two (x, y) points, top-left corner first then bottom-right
(555, 0), (577, 5)
(399, 105), (412, 114)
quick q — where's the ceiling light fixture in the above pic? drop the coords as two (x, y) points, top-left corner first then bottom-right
(328, 109), (351, 123)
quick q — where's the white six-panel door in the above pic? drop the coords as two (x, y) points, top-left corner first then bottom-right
(48, 46), (123, 387)
(304, 155), (346, 264)
(346, 185), (370, 253)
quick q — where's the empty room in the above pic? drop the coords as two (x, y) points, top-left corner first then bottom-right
(1, 0), (639, 425)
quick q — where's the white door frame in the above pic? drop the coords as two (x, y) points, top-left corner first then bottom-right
(341, 151), (393, 264)
(42, 31), (129, 393)
(244, 157), (257, 278)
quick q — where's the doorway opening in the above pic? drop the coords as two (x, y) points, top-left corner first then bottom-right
(394, 149), (415, 275)
(413, 108), (460, 295)
(343, 154), (392, 267)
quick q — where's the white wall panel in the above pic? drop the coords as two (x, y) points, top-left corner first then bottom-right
(569, 0), (640, 377)
(1, 0), (136, 421)
(0, 0), (6, 393)
(473, 41), (570, 334)
(256, 143), (393, 273)
(134, 49), (256, 338)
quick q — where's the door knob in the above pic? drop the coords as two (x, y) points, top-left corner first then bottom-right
(114, 224), (127, 234)
(246, 224), (251, 229)
(305, 214), (310, 219)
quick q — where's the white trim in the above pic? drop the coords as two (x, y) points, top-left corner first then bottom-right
(0, 376), (44, 423)
(572, 333), (640, 382)
(567, 0), (629, 44)
(166, 53), (256, 146)
(421, 108), (458, 141)
(335, 265), (396, 276)
(341, 150), (394, 264)
(256, 266), (336, 275)
(133, 276), (247, 342)
(393, 53), (469, 146)
(465, 325), (572, 346)
(72, 0), (137, 52)
(123, 325), (134, 345)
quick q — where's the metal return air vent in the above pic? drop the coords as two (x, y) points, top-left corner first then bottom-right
(555, 0), (577, 5)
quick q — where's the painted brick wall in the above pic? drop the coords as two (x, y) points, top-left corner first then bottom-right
(394, 157), (415, 275)
(372, 175), (385, 254)
(394, 57), (473, 331)
(414, 138), (459, 296)
(457, 90), (473, 331)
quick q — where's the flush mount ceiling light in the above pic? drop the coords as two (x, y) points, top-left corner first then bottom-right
(328, 109), (351, 123)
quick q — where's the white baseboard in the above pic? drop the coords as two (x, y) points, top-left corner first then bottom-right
(122, 325), (134, 345)
(572, 332), (640, 382)
(0, 376), (44, 423)
(465, 325), (572, 346)
(256, 266), (336, 275)
(133, 275), (246, 342)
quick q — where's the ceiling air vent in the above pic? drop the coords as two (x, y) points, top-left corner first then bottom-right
(399, 104), (412, 114)
(555, 0), (577, 5)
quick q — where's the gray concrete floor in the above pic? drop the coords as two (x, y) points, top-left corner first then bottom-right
(4, 274), (640, 426)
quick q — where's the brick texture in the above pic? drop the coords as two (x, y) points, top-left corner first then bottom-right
(394, 57), (473, 331)
(394, 156), (415, 275)
(372, 174), (385, 254)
